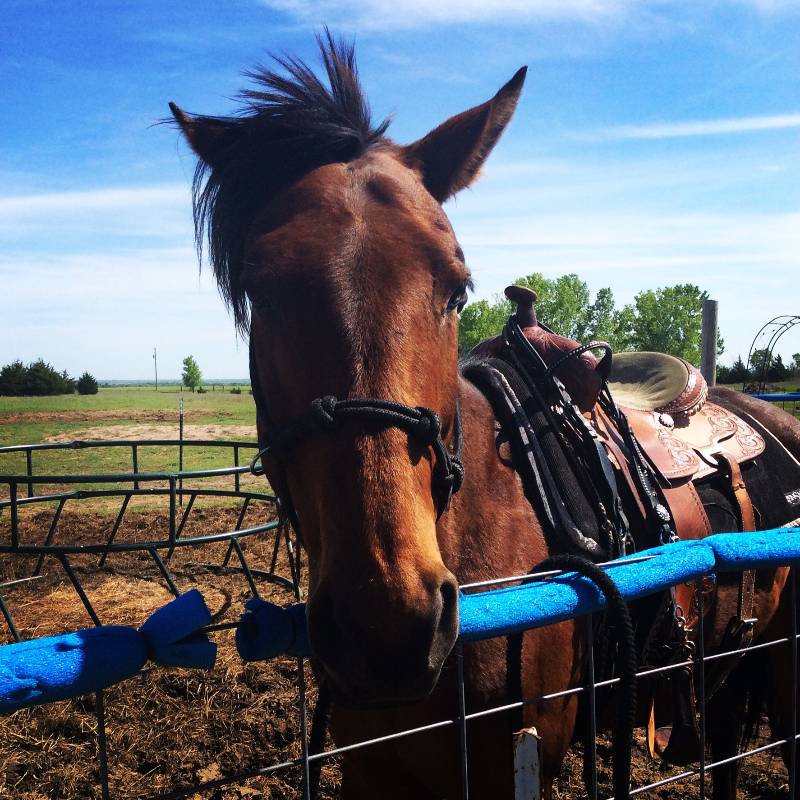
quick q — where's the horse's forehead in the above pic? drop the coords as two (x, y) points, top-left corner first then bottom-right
(292, 150), (453, 242)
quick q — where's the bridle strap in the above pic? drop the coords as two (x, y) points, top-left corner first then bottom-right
(248, 329), (463, 523)
(250, 392), (464, 520)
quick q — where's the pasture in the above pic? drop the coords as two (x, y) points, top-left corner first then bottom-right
(1, 387), (794, 798)
(0, 386), (258, 504)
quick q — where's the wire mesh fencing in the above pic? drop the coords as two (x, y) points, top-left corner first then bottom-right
(1, 446), (798, 799)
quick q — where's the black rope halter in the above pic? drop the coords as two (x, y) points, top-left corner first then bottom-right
(249, 345), (464, 522)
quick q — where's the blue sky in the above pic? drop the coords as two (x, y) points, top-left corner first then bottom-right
(2, 0), (798, 379)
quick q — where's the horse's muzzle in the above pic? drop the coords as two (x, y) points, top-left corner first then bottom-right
(307, 571), (459, 706)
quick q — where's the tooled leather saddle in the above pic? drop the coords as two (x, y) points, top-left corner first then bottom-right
(467, 285), (765, 553)
(464, 284), (772, 766)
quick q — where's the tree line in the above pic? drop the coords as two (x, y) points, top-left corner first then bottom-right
(459, 273), (724, 366)
(0, 355), (208, 396)
(0, 360), (98, 396)
(718, 350), (800, 386)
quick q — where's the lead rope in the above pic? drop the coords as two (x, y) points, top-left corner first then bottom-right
(505, 554), (636, 800)
(305, 679), (333, 800)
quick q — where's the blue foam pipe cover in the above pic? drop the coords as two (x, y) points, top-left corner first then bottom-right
(233, 531), (800, 660)
(1, 589), (217, 714)
(139, 588), (216, 669)
(706, 529), (800, 571)
(459, 539), (714, 640)
(0, 627), (147, 713)
(236, 598), (307, 661)
(236, 539), (716, 660)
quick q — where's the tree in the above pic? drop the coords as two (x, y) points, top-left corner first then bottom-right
(768, 353), (788, 381)
(0, 359), (78, 395)
(728, 355), (750, 384)
(182, 356), (202, 392)
(23, 360), (75, 395)
(749, 347), (772, 377)
(617, 284), (723, 366)
(77, 371), (99, 395)
(458, 273), (618, 353)
(0, 360), (27, 395)
(458, 299), (510, 353)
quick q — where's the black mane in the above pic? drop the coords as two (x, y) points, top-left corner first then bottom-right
(188, 32), (390, 332)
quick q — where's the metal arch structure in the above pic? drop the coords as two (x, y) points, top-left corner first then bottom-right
(744, 315), (800, 393)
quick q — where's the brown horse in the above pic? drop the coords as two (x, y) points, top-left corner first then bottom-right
(170, 36), (800, 799)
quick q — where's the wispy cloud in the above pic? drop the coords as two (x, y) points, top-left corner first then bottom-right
(0, 184), (188, 216)
(263, 0), (628, 28)
(0, 184), (193, 246)
(2, 248), (245, 380)
(261, 0), (799, 28)
(593, 113), (800, 141)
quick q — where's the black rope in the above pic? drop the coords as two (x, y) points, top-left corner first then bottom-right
(305, 679), (333, 800)
(506, 554), (636, 800)
(251, 395), (464, 519)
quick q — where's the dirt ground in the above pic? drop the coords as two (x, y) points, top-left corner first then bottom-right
(43, 424), (258, 444)
(0, 507), (791, 799)
(1, 410), (231, 425)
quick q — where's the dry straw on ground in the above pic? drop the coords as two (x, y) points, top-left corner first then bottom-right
(0, 506), (789, 799)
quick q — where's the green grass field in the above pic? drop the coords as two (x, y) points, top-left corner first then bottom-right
(0, 386), (262, 504)
(2, 382), (798, 504)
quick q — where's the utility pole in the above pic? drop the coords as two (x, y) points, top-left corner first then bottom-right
(153, 347), (158, 391)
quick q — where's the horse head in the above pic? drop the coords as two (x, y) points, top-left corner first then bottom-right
(171, 35), (525, 706)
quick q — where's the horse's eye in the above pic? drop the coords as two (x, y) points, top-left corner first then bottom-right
(446, 284), (469, 314)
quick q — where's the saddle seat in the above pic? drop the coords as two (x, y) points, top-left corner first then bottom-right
(607, 352), (708, 419)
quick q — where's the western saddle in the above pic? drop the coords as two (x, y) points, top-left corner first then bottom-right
(467, 285), (765, 764)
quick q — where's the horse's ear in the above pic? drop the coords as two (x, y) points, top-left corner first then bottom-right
(169, 102), (241, 168)
(403, 66), (526, 203)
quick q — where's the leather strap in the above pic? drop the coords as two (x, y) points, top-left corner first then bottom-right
(715, 452), (757, 625)
(592, 407), (647, 521)
(662, 481), (712, 542)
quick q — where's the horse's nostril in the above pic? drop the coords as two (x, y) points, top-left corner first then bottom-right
(440, 576), (457, 614)
(437, 574), (459, 641)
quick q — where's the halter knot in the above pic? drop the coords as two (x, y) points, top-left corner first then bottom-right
(413, 408), (442, 444)
(450, 458), (465, 494)
(310, 395), (338, 428)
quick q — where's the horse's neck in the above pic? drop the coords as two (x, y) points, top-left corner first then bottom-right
(438, 376), (550, 584)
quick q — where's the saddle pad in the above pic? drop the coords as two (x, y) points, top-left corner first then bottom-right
(622, 401), (765, 482)
(608, 352), (707, 417)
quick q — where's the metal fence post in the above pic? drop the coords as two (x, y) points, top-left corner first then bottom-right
(456, 641), (470, 800)
(178, 399), (184, 506)
(701, 299), (718, 386)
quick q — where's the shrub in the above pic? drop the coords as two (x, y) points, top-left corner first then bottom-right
(77, 372), (99, 395)
(230, 386), (242, 395)
(20, 360), (76, 396)
(0, 360), (27, 395)
(197, 385), (207, 394)
(0, 360), (81, 395)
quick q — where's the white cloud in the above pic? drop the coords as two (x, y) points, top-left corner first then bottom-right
(0, 184), (188, 216)
(0, 184), (194, 245)
(3, 148), (798, 375)
(261, 0), (799, 28)
(263, 0), (628, 28)
(594, 112), (800, 141)
(2, 248), (247, 381)
(444, 152), (800, 362)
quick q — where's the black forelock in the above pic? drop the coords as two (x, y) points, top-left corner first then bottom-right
(187, 31), (391, 333)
